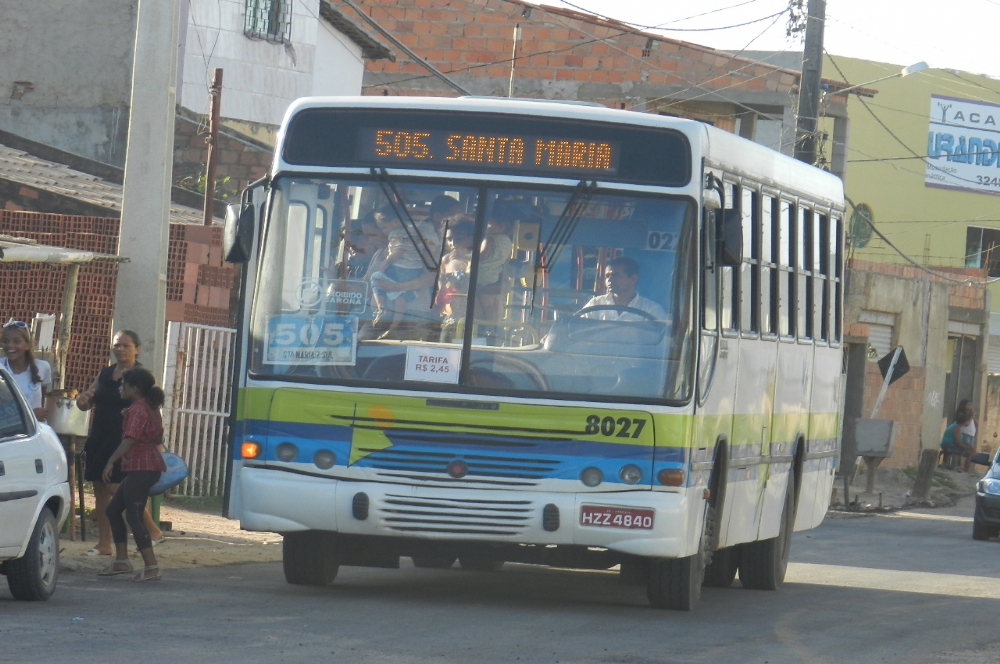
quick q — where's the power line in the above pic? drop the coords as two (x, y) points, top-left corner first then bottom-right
(551, 0), (765, 32)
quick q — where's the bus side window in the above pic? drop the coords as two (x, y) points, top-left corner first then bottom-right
(760, 195), (775, 335)
(702, 207), (718, 331)
(798, 206), (813, 340)
(833, 216), (843, 342)
(817, 213), (830, 342)
(740, 187), (758, 333)
(778, 200), (793, 337)
(720, 182), (738, 332)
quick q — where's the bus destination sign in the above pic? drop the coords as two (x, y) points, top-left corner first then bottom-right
(358, 128), (621, 176)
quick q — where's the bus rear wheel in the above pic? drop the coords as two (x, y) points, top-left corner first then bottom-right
(738, 482), (794, 590)
(702, 545), (739, 588)
(283, 530), (340, 586)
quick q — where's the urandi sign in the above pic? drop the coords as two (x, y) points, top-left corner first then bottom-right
(926, 95), (1000, 196)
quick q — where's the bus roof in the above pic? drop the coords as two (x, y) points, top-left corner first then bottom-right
(278, 96), (844, 208)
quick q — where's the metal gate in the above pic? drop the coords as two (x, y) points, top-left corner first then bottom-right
(162, 322), (236, 497)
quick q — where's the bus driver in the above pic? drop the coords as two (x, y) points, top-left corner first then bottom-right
(580, 257), (667, 321)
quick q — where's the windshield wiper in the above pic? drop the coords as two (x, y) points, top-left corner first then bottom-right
(530, 180), (597, 309)
(371, 167), (439, 271)
(534, 180), (597, 272)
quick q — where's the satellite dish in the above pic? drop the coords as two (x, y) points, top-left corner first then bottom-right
(850, 203), (874, 248)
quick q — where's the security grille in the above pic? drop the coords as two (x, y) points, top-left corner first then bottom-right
(244, 0), (292, 44)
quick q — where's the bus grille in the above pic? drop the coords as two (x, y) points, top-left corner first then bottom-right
(360, 447), (559, 482)
(378, 493), (533, 536)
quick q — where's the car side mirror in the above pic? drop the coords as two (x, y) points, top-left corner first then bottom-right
(970, 452), (991, 466)
(224, 203), (255, 264)
(718, 208), (742, 266)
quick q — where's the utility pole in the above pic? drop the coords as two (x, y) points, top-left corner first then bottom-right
(203, 68), (223, 227)
(115, 0), (181, 379)
(794, 0), (826, 165)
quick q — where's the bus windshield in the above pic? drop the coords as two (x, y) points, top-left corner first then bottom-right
(250, 176), (697, 402)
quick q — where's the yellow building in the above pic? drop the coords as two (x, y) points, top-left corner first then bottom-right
(816, 55), (1000, 298)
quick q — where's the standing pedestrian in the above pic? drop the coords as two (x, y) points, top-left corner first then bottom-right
(97, 367), (166, 581)
(1, 320), (51, 421)
(76, 330), (162, 556)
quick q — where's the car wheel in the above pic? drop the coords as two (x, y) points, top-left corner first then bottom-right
(972, 516), (995, 541)
(7, 508), (59, 601)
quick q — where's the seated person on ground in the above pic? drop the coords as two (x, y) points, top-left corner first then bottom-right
(580, 256), (667, 321)
(941, 410), (975, 466)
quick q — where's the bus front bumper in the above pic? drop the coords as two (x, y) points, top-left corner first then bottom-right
(236, 467), (700, 559)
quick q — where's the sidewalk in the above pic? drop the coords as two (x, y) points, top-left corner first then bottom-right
(60, 497), (282, 574)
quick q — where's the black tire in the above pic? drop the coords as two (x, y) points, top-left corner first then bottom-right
(7, 509), (59, 601)
(412, 556), (457, 569)
(458, 556), (504, 572)
(647, 554), (704, 610)
(739, 480), (795, 591)
(283, 530), (340, 585)
(648, 506), (710, 610)
(972, 516), (996, 541)
(703, 546), (739, 588)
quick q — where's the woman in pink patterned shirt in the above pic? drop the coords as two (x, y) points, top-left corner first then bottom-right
(98, 368), (166, 582)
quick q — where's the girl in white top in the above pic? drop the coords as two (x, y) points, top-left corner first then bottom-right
(1, 321), (51, 420)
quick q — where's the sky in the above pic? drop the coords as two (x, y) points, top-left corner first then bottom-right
(549, 0), (1000, 80)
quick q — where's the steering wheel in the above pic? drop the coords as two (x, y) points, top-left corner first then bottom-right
(573, 304), (658, 321)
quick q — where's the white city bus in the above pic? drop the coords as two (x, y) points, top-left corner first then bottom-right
(222, 96), (844, 610)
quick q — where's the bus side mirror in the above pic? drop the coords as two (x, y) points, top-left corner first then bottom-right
(224, 203), (255, 264)
(718, 208), (742, 266)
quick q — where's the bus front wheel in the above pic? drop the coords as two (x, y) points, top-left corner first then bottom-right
(647, 506), (711, 610)
(738, 482), (794, 590)
(283, 530), (340, 586)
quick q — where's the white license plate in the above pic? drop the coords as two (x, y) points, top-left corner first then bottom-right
(580, 505), (654, 530)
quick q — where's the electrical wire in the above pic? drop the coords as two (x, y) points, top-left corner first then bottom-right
(551, 0), (765, 32)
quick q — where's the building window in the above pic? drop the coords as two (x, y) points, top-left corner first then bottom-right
(966, 226), (1000, 277)
(245, 0), (292, 43)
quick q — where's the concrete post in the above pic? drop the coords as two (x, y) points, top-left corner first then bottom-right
(115, 0), (181, 381)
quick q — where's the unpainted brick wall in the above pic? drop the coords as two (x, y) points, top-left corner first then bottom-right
(0, 211), (231, 390)
(355, 0), (799, 106)
(847, 259), (988, 469)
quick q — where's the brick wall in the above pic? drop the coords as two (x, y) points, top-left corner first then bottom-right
(848, 257), (987, 309)
(0, 211), (232, 390)
(172, 111), (272, 204)
(861, 364), (927, 469)
(354, 0), (799, 113)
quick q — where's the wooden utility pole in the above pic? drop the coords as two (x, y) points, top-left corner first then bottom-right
(203, 68), (223, 226)
(794, 0), (826, 165)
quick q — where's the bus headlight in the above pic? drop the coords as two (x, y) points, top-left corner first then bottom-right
(275, 442), (299, 462)
(314, 449), (336, 469)
(580, 467), (603, 487)
(619, 465), (642, 485)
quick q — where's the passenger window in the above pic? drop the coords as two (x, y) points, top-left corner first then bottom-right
(740, 187), (758, 333)
(0, 375), (28, 439)
(799, 207), (813, 339)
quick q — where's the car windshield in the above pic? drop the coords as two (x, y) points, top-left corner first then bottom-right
(250, 176), (697, 402)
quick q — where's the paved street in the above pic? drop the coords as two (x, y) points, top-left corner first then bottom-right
(3, 510), (999, 664)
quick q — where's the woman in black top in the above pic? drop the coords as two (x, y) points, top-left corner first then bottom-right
(76, 330), (162, 555)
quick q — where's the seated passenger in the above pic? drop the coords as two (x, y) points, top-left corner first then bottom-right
(435, 220), (475, 341)
(368, 209), (440, 338)
(580, 257), (667, 321)
(475, 204), (517, 322)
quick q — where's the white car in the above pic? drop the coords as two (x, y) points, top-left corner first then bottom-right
(0, 366), (70, 600)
